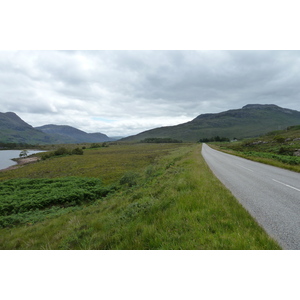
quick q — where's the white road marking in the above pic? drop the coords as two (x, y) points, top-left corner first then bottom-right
(272, 179), (300, 192)
(236, 164), (254, 172)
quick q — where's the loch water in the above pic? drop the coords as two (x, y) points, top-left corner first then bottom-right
(0, 150), (44, 170)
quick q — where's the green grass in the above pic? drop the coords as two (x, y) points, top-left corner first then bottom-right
(210, 125), (300, 173)
(0, 143), (280, 249)
(0, 143), (180, 184)
(123, 106), (300, 142)
(0, 177), (113, 228)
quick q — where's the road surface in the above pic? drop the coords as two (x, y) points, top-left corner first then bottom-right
(202, 143), (300, 250)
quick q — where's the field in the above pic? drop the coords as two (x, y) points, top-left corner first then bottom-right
(0, 143), (280, 249)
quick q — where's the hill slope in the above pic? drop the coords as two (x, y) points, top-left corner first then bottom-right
(0, 112), (113, 144)
(122, 104), (300, 142)
(0, 112), (57, 144)
(35, 125), (112, 143)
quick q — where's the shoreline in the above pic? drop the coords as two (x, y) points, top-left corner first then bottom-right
(0, 156), (41, 172)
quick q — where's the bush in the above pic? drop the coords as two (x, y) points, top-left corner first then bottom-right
(42, 147), (84, 160)
(90, 143), (101, 148)
(72, 148), (84, 155)
(278, 147), (294, 156)
(54, 147), (70, 156)
(273, 136), (285, 143)
(119, 172), (140, 187)
(41, 153), (53, 160)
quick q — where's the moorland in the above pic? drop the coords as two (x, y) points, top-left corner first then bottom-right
(0, 142), (280, 249)
(3, 104), (300, 249)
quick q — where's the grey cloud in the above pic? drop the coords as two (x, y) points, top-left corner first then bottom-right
(1, 50), (300, 136)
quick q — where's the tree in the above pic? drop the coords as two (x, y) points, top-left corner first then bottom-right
(19, 150), (28, 158)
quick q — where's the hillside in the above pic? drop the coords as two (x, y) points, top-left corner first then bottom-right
(35, 124), (113, 143)
(0, 112), (113, 144)
(122, 104), (300, 142)
(211, 124), (300, 173)
(0, 112), (57, 144)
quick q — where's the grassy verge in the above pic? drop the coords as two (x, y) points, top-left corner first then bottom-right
(210, 144), (300, 173)
(208, 125), (300, 172)
(0, 143), (280, 249)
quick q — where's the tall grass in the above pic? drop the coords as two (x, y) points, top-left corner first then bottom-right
(0, 143), (280, 249)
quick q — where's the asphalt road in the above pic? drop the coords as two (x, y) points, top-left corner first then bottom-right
(202, 143), (300, 250)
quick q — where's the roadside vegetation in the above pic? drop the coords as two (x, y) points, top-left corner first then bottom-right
(211, 125), (300, 173)
(0, 142), (280, 249)
(199, 136), (230, 143)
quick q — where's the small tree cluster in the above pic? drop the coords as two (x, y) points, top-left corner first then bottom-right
(141, 138), (182, 143)
(199, 136), (230, 143)
(0, 142), (36, 150)
(90, 143), (109, 148)
(42, 147), (83, 160)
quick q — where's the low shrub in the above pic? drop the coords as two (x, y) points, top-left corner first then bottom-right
(54, 147), (70, 156)
(90, 143), (101, 148)
(119, 171), (140, 187)
(42, 147), (83, 160)
(273, 136), (285, 143)
(72, 148), (84, 155)
(243, 151), (300, 165)
(0, 177), (114, 228)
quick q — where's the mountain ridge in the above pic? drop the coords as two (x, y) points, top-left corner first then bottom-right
(0, 112), (113, 144)
(2, 104), (300, 144)
(0, 112), (57, 144)
(35, 124), (113, 143)
(122, 104), (300, 142)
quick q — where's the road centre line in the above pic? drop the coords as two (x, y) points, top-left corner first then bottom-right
(236, 164), (254, 172)
(272, 179), (300, 192)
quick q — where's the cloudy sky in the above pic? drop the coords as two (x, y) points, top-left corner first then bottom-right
(0, 50), (300, 137)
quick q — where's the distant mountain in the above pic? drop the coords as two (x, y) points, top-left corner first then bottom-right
(0, 112), (113, 144)
(0, 112), (57, 144)
(35, 124), (113, 143)
(109, 136), (125, 140)
(122, 104), (300, 142)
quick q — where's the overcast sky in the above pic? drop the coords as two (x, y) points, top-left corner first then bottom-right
(0, 50), (300, 137)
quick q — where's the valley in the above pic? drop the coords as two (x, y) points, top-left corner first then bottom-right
(1, 103), (300, 249)
(0, 142), (280, 250)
